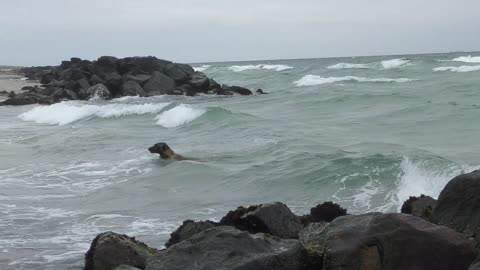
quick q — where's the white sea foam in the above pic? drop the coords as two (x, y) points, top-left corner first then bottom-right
(193, 65), (211, 72)
(451, 55), (480, 63)
(433, 65), (480, 73)
(294, 75), (413, 86)
(155, 104), (206, 128)
(327, 63), (370, 69)
(381, 58), (410, 69)
(228, 64), (293, 72)
(18, 101), (170, 125)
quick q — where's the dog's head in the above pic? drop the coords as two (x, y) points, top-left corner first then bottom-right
(148, 142), (175, 159)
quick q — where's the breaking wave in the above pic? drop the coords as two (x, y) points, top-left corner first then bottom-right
(193, 65), (211, 72)
(433, 65), (480, 73)
(451, 55), (480, 63)
(294, 75), (413, 86)
(327, 63), (370, 69)
(155, 104), (206, 128)
(381, 58), (411, 69)
(18, 101), (170, 125)
(228, 64), (293, 72)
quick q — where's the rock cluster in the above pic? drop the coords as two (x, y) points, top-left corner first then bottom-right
(84, 170), (480, 270)
(1, 56), (253, 106)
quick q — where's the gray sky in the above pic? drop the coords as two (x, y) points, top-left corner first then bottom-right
(1, 0), (479, 66)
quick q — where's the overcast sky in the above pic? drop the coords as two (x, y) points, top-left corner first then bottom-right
(1, 0), (479, 66)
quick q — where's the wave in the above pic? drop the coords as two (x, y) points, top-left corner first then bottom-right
(294, 75), (413, 86)
(18, 101), (171, 125)
(193, 65), (211, 72)
(381, 58), (410, 69)
(327, 63), (370, 69)
(228, 64), (293, 72)
(451, 55), (480, 63)
(155, 104), (206, 128)
(433, 65), (480, 73)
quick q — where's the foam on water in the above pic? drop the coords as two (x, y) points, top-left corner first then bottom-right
(294, 75), (413, 86)
(155, 104), (206, 128)
(433, 65), (480, 72)
(228, 64), (293, 72)
(193, 65), (211, 72)
(18, 101), (171, 125)
(381, 58), (410, 69)
(451, 55), (480, 63)
(327, 63), (370, 69)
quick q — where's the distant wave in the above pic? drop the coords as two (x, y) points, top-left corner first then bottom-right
(451, 55), (480, 63)
(327, 63), (370, 69)
(228, 64), (293, 72)
(433, 65), (480, 73)
(155, 104), (205, 128)
(381, 58), (411, 69)
(294, 75), (413, 86)
(193, 65), (211, 72)
(18, 101), (170, 125)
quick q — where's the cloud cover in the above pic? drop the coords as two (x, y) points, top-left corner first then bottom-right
(1, 0), (479, 65)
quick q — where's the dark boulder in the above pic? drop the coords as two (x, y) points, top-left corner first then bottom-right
(302, 201), (347, 224)
(164, 63), (194, 83)
(120, 81), (146, 97)
(21, 86), (35, 91)
(189, 72), (210, 92)
(256, 89), (268, 94)
(0, 90), (9, 95)
(38, 86), (60, 96)
(89, 74), (106, 86)
(219, 202), (303, 239)
(143, 71), (176, 95)
(82, 84), (111, 100)
(470, 257), (480, 270)
(84, 231), (156, 270)
(123, 74), (151, 86)
(77, 78), (91, 91)
(117, 56), (171, 75)
(0, 92), (53, 106)
(432, 170), (480, 245)
(215, 85), (253, 96)
(401, 195), (437, 221)
(52, 89), (78, 101)
(165, 220), (216, 248)
(146, 226), (306, 270)
(300, 212), (477, 270)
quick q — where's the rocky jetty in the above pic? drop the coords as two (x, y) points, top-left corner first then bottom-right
(84, 170), (480, 270)
(0, 56), (253, 106)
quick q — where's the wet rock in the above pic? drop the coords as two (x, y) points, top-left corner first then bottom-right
(219, 202), (302, 239)
(146, 226), (305, 270)
(401, 194), (437, 221)
(215, 85), (253, 96)
(0, 90), (9, 95)
(120, 81), (146, 97)
(52, 89), (78, 101)
(188, 72), (210, 92)
(300, 212), (477, 270)
(84, 231), (156, 270)
(0, 92), (53, 105)
(432, 170), (480, 245)
(164, 63), (194, 83)
(165, 220), (216, 248)
(302, 201), (347, 224)
(123, 74), (151, 86)
(143, 71), (176, 95)
(83, 83), (111, 100)
(256, 89), (268, 94)
(21, 86), (35, 91)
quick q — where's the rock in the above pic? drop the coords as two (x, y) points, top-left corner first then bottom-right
(0, 92), (53, 106)
(300, 212), (477, 270)
(146, 226), (305, 270)
(123, 74), (151, 85)
(52, 89), (78, 101)
(40, 73), (55, 85)
(302, 201), (347, 224)
(470, 257), (480, 270)
(117, 56), (171, 74)
(189, 72), (210, 92)
(164, 63), (194, 83)
(77, 77), (91, 91)
(83, 84), (111, 100)
(84, 231), (156, 270)
(175, 84), (194, 96)
(0, 90), (9, 95)
(432, 170), (480, 245)
(38, 86), (59, 96)
(165, 220), (216, 248)
(219, 202), (303, 239)
(256, 89), (268, 94)
(89, 74), (106, 86)
(216, 85), (253, 96)
(120, 81), (146, 97)
(8, 91), (16, 98)
(21, 86), (35, 91)
(114, 266), (142, 270)
(401, 195), (437, 221)
(143, 71), (176, 95)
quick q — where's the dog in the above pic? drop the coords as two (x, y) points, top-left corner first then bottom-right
(148, 142), (198, 161)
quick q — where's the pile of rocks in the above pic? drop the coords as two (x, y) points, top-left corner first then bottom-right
(1, 56), (253, 106)
(83, 170), (480, 270)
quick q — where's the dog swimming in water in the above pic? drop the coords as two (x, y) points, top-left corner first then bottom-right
(148, 142), (199, 161)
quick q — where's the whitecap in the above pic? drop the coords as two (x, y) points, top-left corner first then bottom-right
(327, 63), (369, 69)
(18, 101), (171, 125)
(228, 64), (293, 72)
(293, 75), (413, 86)
(451, 55), (480, 63)
(433, 65), (480, 73)
(155, 104), (206, 128)
(193, 65), (211, 72)
(381, 58), (410, 69)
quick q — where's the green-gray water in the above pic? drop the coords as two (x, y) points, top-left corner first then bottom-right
(1, 52), (480, 269)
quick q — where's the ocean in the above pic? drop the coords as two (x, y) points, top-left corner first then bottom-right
(1, 52), (480, 269)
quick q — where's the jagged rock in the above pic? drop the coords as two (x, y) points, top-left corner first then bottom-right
(89, 74), (106, 86)
(164, 63), (194, 83)
(143, 71), (176, 95)
(302, 201), (347, 224)
(401, 195), (437, 221)
(300, 212), (477, 270)
(83, 84), (111, 100)
(117, 56), (171, 74)
(256, 89), (268, 94)
(120, 81), (146, 96)
(84, 231), (156, 270)
(432, 170), (480, 245)
(189, 72), (210, 92)
(52, 89), (78, 101)
(219, 202), (302, 239)
(77, 78), (91, 91)
(146, 226), (305, 270)
(38, 86), (59, 96)
(0, 92), (53, 105)
(123, 74), (151, 86)
(215, 85), (253, 96)
(165, 220), (216, 248)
